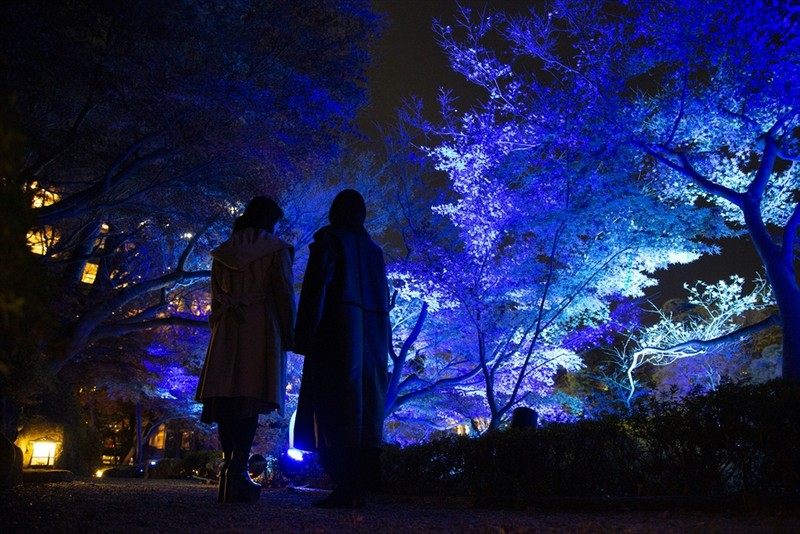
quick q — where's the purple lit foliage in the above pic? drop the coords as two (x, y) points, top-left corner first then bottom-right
(388, 18), (719, 430)
(0, 0), (380, 449)
(143, 345), (200, 404)
(62, 327), (208, 464)
(425, 0), (799, 382)
(561, 297), (644, 354)
(372, 0), (800, 433)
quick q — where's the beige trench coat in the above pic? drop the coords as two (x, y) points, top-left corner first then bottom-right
(195, 228), (295, 415)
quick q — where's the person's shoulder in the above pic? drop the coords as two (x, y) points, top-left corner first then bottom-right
(364, 238), (385, 260)
(272, 235), (293, 250)
(313, 225), (335, 238)
(248, 230), (293, 260)
(273, 238), (294, 258)
(312, 225), (342, 245)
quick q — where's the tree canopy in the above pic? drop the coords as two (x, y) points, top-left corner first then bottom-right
(4, 0), (799, 453)
(412, 0), (799, 393)
(0, 0), (381, 447)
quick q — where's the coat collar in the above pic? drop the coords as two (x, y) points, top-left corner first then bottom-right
(211, 228), (291, 270)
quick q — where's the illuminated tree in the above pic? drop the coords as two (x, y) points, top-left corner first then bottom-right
(0, 0), (379, 373)
(427, 1), (799, 387)
(392, 133), (712, 429)
(384, 4), (747, 430)
(57, 323), (206, 464)
(621, 276), (778, 402)
(0, 1), (382, 465)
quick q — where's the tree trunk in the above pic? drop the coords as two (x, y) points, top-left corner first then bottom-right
(764, 259), (800, 381)
(735, 130), (798, 383)
(135, 402), (143, 465)
(0, 394), (21, 442)
(744, 205), (800, 382)
(385, 302), (428, 418)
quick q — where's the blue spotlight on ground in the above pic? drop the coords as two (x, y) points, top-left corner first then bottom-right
(286, 448), (304, 463)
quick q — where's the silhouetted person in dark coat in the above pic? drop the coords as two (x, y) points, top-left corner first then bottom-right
(294, 189), (391, 508)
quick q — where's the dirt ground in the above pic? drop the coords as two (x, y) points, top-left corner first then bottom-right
(2, 476), (799, 533)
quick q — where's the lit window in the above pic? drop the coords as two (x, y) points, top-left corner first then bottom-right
(30, 440), (59, 467)
(26, 226), (58, 255)
(94, 223), (110, 251)
(29, 181), (61, 208)
(81, 262), (99, 284)
(149, 424), (167, 450)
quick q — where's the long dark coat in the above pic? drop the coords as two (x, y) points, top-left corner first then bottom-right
(195, 228), (295, 417)
(293, 225), (390, 450)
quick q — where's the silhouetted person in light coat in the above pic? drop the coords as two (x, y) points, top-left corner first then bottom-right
(196, 196), (295, 503)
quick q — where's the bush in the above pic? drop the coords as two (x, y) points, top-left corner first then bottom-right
(179, 450), (221, 479)
(382, 418), (641, 499)
(146, 451), (221, 479)
(381, 380), (800, 500)
(274, 450), (330, 489)
(628, 380), (800, 496)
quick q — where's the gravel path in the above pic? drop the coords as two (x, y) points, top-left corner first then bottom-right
(2, 477), (799, 533)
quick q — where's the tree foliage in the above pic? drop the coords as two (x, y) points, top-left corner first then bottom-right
(0, 0), (379, 370)
(621, 275), (779, 401)
(6, 0), (800, 451)
(388, 1), (757, 431)
(0, 0), (381, 456)
(415, 0), (800, 399)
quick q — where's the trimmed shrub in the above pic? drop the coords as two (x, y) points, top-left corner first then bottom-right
(381, 380), (800, 500)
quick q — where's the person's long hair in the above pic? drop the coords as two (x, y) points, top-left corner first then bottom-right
(233, 196), (283, 234)
(328, 189), (366, 233)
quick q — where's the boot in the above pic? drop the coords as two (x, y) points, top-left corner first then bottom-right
(217, 451), (231, 503)
(216, 419), (236, 503)
(221, 451), (261, 503)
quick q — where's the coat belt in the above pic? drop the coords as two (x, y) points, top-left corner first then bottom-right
(210, 293), (267, 325)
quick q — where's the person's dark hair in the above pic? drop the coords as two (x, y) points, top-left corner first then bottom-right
(233, 196), (283, 234)
(328, 189), (366, 232)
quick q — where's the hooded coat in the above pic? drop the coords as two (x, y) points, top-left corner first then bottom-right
(293, 225), (390, 451)
(195, 227), (295, 418)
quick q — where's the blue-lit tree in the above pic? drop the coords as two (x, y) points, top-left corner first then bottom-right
(382, 4), (748, 431)
(426, 1), (800, 390)
(0, 0), (379, 372)
(366, 111), (491, 439)
(66, 327), (208, 465)
(620, 275), (778, 402)
(0, 0), (381, 464)
(392, 124), (721, 429)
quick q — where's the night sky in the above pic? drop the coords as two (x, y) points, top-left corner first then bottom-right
(363, 0), (476, 128)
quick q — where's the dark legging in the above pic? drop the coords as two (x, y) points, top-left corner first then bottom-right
(217, 416), (258, 458)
